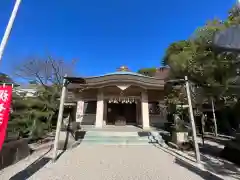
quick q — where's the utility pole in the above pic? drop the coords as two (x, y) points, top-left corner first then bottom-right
(185, 76), (201, 164)
(0, 0), (22, 62)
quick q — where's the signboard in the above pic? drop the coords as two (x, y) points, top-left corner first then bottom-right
(0, 85), (12, 151)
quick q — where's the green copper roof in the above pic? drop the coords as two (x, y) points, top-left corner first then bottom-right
(86, 71), (155, 79)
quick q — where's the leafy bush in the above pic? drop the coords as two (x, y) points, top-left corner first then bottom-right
(8, 86), (60, 141)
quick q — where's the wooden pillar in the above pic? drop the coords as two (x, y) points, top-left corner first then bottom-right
(76, 99), (84, 123)
(141, 91), (150, 129)
(95, 90), (104, 128)
(103, 101), (107, 125)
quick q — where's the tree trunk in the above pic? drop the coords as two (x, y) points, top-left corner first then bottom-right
(48, 113), (54, 132)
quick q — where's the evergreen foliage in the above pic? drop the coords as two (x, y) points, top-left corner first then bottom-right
(137, 68), (157, 77)
(7, 56), (76, 141)
(163, 5), (240, 134)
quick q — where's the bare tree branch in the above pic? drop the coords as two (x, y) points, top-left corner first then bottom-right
(14, 56), (76, 86)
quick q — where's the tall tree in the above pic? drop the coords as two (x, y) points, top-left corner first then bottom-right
(137, 68), (157, 77)
(10, 56), (77, 139)
(163, 5), (240, 135)
(14, 56), (76, 86)
(163, 19), (237, 93)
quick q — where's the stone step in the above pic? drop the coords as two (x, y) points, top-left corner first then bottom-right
(59, 130), (167, 147)
(78, 134), (166, 146)
(83, 134), (164, 140)
(81, 136), (150, 141)
(84, 131), (162, 137)
(79, 138), (158, 145)
(85, 131), (140, 137)
(80, 141), (151, 145)
(71, 130), (168, 146)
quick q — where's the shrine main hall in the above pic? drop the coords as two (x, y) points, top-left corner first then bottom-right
(64, 66), (169, 129)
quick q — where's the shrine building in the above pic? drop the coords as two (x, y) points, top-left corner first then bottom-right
(64, 66), (169, 129)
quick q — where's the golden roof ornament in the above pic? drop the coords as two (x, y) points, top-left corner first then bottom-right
(117, 66), (130, 72)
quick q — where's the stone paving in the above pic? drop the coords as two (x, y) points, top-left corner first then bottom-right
(0, 144), (222, 180)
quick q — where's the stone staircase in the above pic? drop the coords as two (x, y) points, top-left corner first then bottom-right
(76, 131), (167, 146)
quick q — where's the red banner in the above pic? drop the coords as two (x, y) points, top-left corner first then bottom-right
(0, 85), (12, 151)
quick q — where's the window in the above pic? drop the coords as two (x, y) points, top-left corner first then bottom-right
(84, 101), (97, 114)
(148, 102), (160, 115)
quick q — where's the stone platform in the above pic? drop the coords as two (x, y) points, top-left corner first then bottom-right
(80, 125), (164, 132)
(58, 125), (168, 148)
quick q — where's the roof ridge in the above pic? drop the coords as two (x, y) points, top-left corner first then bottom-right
(84, 71), (158, 79)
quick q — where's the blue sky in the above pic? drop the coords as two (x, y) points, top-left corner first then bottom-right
(0, 0), (236, 77)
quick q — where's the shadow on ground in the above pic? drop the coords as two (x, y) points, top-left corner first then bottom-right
(175, 158), (223, 180)
(9, 146), (52, 180)
(152, 141), (224, 180)
(153, 133), (240, 180)
(203, 136), (229, 146)
(199, 143), (222, 157)
(56, 130), (86, 161)
(196, 142), (240, 180)
(175, 140), (240, 179)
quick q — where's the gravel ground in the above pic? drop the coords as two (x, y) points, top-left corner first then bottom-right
(1, 145), (220, 180)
